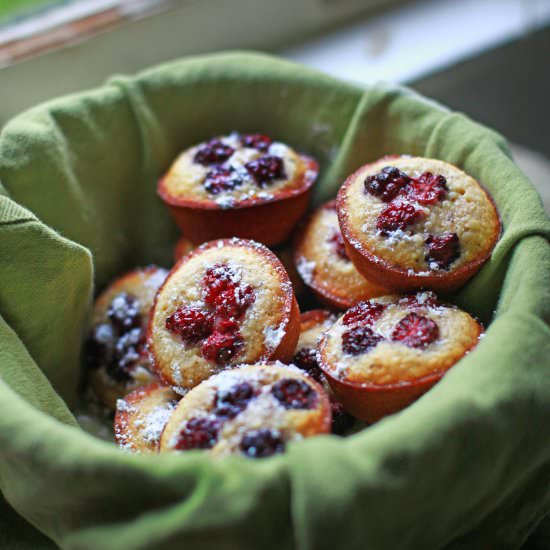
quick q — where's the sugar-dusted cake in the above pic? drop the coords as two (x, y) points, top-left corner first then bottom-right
(159, 363), (330, 457)
(158, 132), (318, 246)
(317, 292), (483, 422)
(336, 157), (500, 291)
(148, 238), (300, 392)
(294, 200), (388, 308)
(114, 383), (179, 453)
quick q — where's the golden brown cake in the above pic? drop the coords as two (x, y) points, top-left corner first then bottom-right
(317, 292), (483, 422)
(294, 200), (388, 308)
(85, 266), (168, 410)
(158, 132), (318, 246)
(148, 238), (300, 393)
(159, 363), (330, 458)
(114, 383), (179, 453)
(336, 156), (501, 292)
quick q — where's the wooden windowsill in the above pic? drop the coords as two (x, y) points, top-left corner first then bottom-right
(0, 0), (174, 67)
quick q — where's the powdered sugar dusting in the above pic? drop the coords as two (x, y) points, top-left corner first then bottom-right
(268, 142), (290, 158)
(172, 386), (189, 397)
(116, 399), (136, 414)
(166, 132), (302, 204)
(264, 325), (285, 351)
(141, 403), (177, 444)
(162, 363), (326, 457)
(296, 256), (316, 284)
(144, 268), (169, 290)
(215, 195), (235, 209)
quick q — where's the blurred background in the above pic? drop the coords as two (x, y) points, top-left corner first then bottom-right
(0, 1), (548, 548)
(0, 0), (548, 214)
(0, 0), (549, 216)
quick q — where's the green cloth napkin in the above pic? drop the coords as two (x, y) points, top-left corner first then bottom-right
(0, 51), (549, 550)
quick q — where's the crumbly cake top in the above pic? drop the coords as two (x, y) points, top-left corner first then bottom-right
(339, 157), (500, 275)
(160, 363), (330, 458)
(295, 201), (387, 306)
(161, 132), (317, 208)
(319, 292), (482, 385)
(115, 384), (179, 453)
(150, 239), (295, 391)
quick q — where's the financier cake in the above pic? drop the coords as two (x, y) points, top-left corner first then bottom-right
(336, 156), (501, 292)
(148, 238), (300, 392)
(159, 363), (331, 458)
(294, 200), (388, 308)
(317, 292), (483, 422)
(158, 132), (318, 246)
(84, 266), (168, 410)
(114, 383), (179, 453)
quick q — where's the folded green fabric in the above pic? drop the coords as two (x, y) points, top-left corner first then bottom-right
(0, 51), (549, 550)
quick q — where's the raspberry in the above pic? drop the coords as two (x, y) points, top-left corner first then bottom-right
(406, 172), (447, 205)
(241, 133), (272, 151)
(342, 301), (386, 327)
(292, 347), (323, 382)
(161, 264), (258, 364)
(364, 166), (410, 202)
(203, 264), (254, 319)
(425, 233), (460, 270)
(376, 202), (425, 234)
(201, 330), (243, 364)
(391, 312), (439, 348)
(203, 265), (233, 305)
(330, 399), (355, 435)
(212, 285), (254, 319)
(174, 417), (220, 450)
(107, 292), (141, 333)
(165, 306), (213, 343)
(213, 318), (240, 334)
(214, 382), (256, 419)
(272, 378), (318, 410)
(165, 265), (255, 363)
(245, 155), (286, 187)
(240, 429), (285, 458)
(341, 326), (383, 355)
(194, 139), (234, 165)
(328, 230), (349, 261)
(398, 291), (439, 309)
(203, 166), (243, 195)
